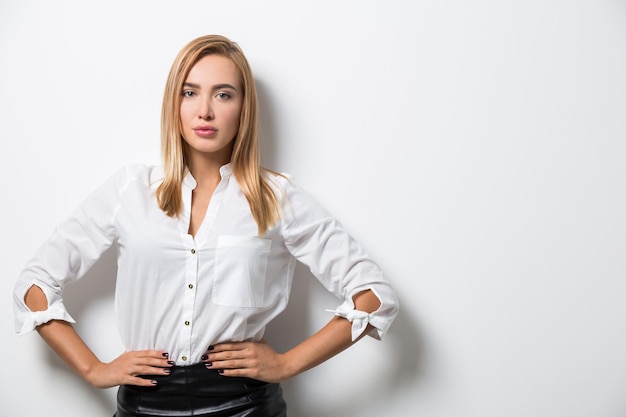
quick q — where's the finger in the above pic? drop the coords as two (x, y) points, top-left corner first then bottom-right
(208, 359), (239, 370)
(203, 343), (256, 365)
(205, 349), (247, 363)
(134, 350), (171, 360)
(127, 352), (174, 368)
(211, 357), (259, 371)
(125, 364), (168, 377)
(125, 375), (160, 387)
(209, 342), (248, 353)
(144, 357), (175, 368)
(218, 366), (264, 380)
(218, 368), (246, 378)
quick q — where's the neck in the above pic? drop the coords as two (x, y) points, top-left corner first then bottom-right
(186, 151), (231, 189)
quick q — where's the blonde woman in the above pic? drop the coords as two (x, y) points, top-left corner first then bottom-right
(13, 35), (399, 417)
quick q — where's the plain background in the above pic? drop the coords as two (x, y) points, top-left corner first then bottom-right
(2, 0), (626, 416)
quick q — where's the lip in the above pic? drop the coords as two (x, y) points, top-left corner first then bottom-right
(193, 125), (218, 138)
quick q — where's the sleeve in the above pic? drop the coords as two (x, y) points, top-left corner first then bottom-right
(279, 175), (399, 341)
(13, 167), (128, 335)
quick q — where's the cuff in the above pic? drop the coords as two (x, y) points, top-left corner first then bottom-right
(17, 304), (76, 335)
(326, 304), (376, 341)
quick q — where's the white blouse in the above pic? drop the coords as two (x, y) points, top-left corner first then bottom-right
(13, 164), (398, 365)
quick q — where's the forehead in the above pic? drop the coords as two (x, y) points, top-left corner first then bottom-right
(185, 54), (242, 87)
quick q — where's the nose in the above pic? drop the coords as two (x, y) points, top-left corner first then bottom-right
(198, 97), (214, 120)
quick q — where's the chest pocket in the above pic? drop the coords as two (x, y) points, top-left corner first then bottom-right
(212, 235), (272, 307)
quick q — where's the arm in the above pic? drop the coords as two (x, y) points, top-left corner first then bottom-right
(205, 176), (399, 382)
(204, 289), (381, 382)
(24, 285), (172, 388)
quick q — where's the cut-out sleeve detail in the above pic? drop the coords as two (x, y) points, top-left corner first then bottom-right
(17, 304), (76, 335)
(327, 305), (376, 342)
(280, 175), (399, 343)
(326, 287), (393, 341)
(13, 166), (133, 335)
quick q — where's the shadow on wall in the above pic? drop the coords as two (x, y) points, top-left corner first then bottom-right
(41, 245), (119, 414)
(257, 76), (423, 416)
(256, 78), (281, 171)
(265, 263), (422, 417)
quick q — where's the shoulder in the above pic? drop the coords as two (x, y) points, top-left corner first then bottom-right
(113, 163), (162, 182)
(264, 170), (293, 186)
(105, 164), (164, 192)
(264, 170), (300, 198)
(114, 163), (160, 177)
(264, 170), (331, 220)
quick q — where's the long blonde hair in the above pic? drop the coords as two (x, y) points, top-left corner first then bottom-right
(155, 34), (282, 235)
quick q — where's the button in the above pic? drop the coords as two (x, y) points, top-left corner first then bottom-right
(184, 320), (190, 326)
(191, 249), (196, 254)
(188, 284), (194, 289)
(181, 356), (188, 361)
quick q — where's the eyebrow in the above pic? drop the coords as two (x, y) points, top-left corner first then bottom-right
(183, 82), (238, 91)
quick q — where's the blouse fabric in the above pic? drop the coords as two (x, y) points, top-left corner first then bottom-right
(13, 164), (398, 365)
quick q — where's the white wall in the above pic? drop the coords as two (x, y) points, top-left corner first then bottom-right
(2, 1), (626, 415)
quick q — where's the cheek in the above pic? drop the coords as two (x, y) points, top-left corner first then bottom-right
(226, 107), (242, 131)
(179, 104), (192, 125)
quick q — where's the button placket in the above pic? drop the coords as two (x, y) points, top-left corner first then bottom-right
(178, 239), (198, 364)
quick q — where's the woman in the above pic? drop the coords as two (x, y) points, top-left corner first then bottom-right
(13, 34), (399, 416)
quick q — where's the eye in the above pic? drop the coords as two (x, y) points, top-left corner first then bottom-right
(216, 92), (231, 100)
(182, 90), (196, 98)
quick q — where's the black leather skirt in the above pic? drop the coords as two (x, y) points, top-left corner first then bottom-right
(115, 363), (287, 417)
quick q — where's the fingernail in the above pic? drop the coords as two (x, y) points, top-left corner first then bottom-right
(151, 380), (158, 385)
(163, 369), (171, 374)
(207, 346), (214, 351)
(167, 361), (175, 365)
(205, 362), (212, 367)
(218, 369), (224, 374)
(201, 354), (208, 360)
(162, 353), (169, 358)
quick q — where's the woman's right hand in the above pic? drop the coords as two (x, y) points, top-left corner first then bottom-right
(85, 350), (174, 388)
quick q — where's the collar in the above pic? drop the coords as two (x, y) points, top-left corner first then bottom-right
(182, 163), (233, 190)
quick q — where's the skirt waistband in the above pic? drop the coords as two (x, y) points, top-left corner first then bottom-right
(116, 363), (287, 417)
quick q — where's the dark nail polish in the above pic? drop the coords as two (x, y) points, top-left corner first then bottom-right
(163, 369), (171, 374)
(205, 362), (212, 367)
(151, 380), (158, 385)
(162, 353), (169, 358)
(207, 345), (214, 351)
(218, 369), (224, 374)
(167, 361), (175, 365)
(201, 354), (208, 360)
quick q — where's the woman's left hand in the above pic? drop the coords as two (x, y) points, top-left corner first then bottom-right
(202, 340), (292, 383)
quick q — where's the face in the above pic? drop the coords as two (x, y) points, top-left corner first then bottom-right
(179, 54), (243, 163)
